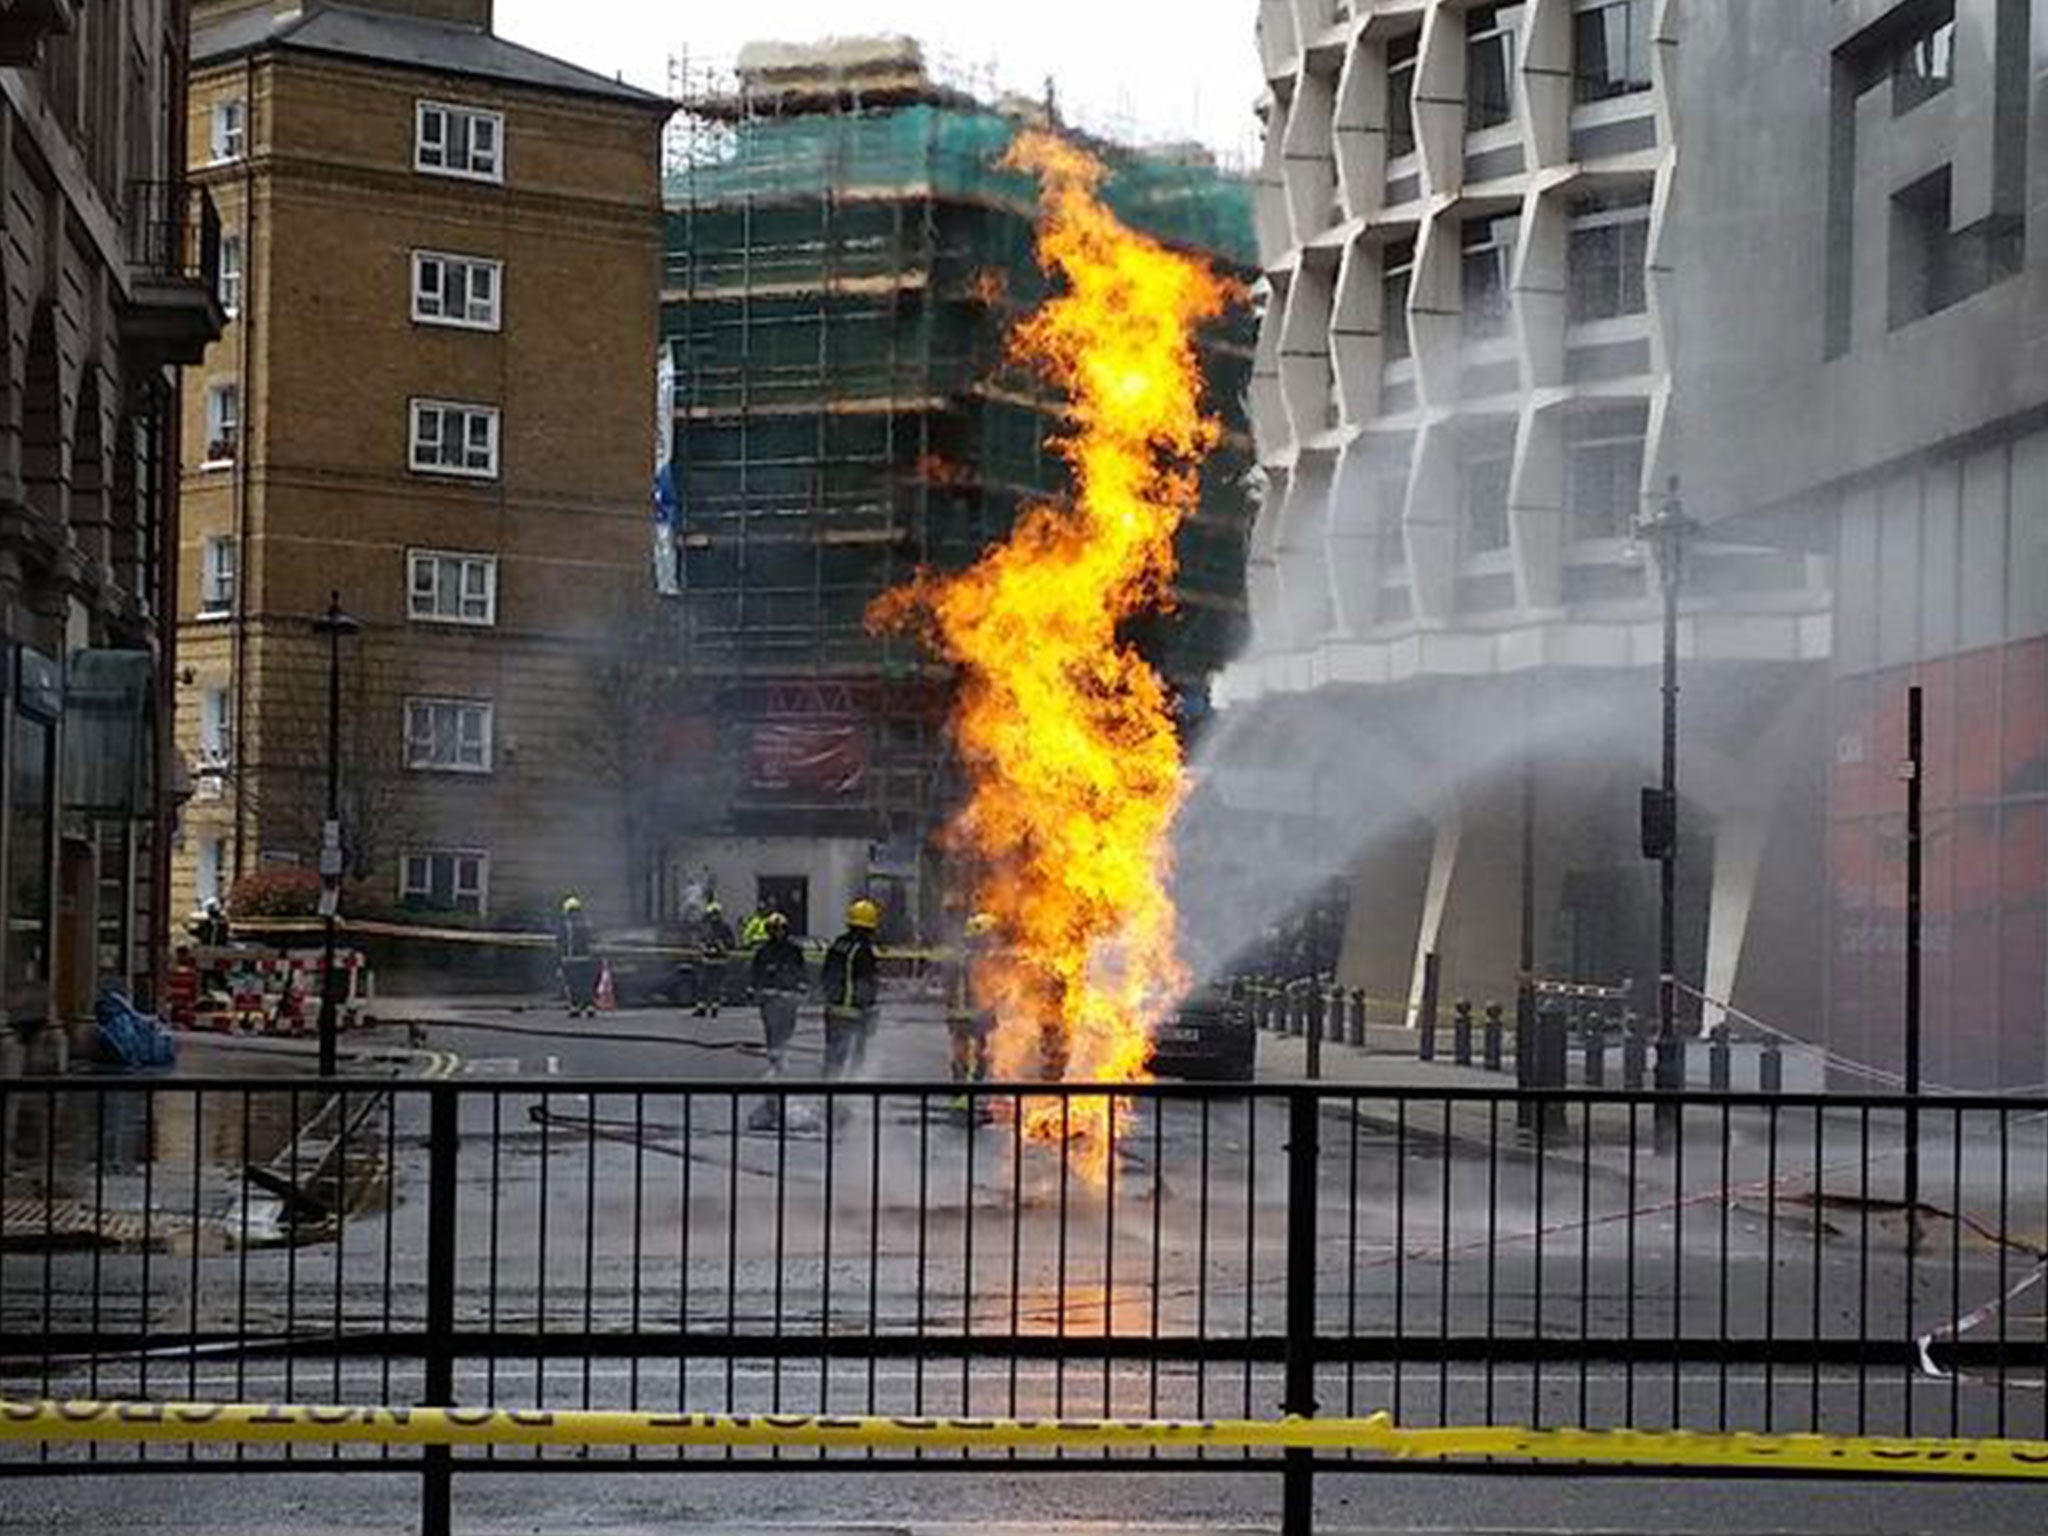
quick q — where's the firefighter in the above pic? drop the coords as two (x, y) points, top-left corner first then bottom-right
(745, 910), (809, 1132)
(749, 911), (808, 1075)
(820, 897), (881, 1079)
(693, 900), (736, 1017)
(558, 895), (597, 1018)
(946, 912), (999, 1119)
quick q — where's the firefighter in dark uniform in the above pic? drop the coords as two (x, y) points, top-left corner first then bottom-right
(820, 898), (881, 1079)
(946, 912), (999, 1118)
(693, 900), (736, 1017)
(749, 911), (808, 1075)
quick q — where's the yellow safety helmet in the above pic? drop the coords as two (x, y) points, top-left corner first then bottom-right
(704, 900), (722, 917)
(847, 897), (881, 931)
(562, 895), (583, 913)
(964, 912), (998, 938)
(765, 910), (789, 932)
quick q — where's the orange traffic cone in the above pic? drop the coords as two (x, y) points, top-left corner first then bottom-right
(594, 962), (616, 1012)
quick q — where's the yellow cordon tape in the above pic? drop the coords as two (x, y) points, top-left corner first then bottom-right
(4, 1401), (2048, 1477)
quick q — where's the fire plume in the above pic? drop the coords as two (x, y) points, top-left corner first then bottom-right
(871, 131), (1237, 1175)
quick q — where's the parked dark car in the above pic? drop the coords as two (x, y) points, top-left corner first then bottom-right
(1149, 985), (1254, 1081)
(594, 927), (691, 1007)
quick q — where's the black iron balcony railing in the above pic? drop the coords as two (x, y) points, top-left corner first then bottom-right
(125, 179), (222, 292)
(121, 181), (225, 367)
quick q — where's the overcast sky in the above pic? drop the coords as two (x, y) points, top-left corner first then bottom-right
(492, 1), (1267, 165)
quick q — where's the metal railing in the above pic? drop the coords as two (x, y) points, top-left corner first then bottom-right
(2, 1076), (2045, 1530)
(124, 180), (222, 293)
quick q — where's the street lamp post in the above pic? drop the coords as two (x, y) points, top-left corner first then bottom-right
(311, 591), (360, 1077)
(1637, 481), (1695, 1154)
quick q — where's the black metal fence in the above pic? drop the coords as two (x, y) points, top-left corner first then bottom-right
(2, 1076), (2045, 1531)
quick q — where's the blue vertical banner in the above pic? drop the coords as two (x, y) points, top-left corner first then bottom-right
(652, 344), (681, 596)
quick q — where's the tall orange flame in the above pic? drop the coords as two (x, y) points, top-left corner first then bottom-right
(871, 131), (1237, 1176)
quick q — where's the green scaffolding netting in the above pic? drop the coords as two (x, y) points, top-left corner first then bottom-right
(665, 104), (1256, 266)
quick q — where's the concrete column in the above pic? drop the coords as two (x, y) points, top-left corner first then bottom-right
(1407, 798), (1462, 1026)
(1699, 805), (1770, 1035)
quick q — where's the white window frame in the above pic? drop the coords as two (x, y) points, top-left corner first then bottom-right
(1562, 405), (1649, 542)
(1565, 189), (1651, 325)
(414, 100), (504, 183)
(218, 233), (242, 316)
(210, 98), (246, 163)
(1464, 2), (1522, 133)
(407, 549), (498, 626)
(199, 536), (236, 616)
(204, 383), (239, 465)
(411, 250), (502, 330)
(408, 399), (499, 479)
(404, 696), (493, 774)
(196, 835), (227, 907)
(198, 686), (234, 769)
(399, 848), (490, 916)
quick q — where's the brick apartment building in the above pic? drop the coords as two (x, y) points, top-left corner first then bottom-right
(174, 0), (669, 929)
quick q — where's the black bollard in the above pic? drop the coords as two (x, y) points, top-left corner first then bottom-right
(1621, 1011), (1647, 1091)
(1585, 1014), (1607, 1088)
(1419, 998), (1438, 1061)
(1483, 1002), (1505, 1072)
(1453, 999), (1473, 1065)
(1538, 1005), (1570, 1133)
(1348, 988), (1366, 1048)
(1709, 1025), (1732, 1092)
(1760, 1037), (1784, 1094)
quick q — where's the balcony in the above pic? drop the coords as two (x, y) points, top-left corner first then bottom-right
(120, 181), (226, 370)
(0, 0), (72, 67)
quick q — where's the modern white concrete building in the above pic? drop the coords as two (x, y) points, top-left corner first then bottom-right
(1214, 0), (1835, 1051)
(1215, 0), (2048, 1088)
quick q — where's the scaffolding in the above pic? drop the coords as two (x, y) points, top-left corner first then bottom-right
(660, 44), (1257, 838)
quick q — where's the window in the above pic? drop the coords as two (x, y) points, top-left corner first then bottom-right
(7, 684), (54, 1017)
(219, 234), (242, 315)
(412, 251), (501, 330)
(1563, 404), (1648, 540)
(1458, 430), (1514, 557)
(1372, 443), (1412, 569)
(405, 697), (493, 773)
(1573, 0), (1653, 105)
(1386, 33), (1418, 159)
(205, 383), (239, 463)
(1890, 166), (1961, 328)
(400, 849), (489, 915)
(200, 536), (236, 615)
(1461, 213), (1519, 341)
(415, 101), (503, 181)
(199, 686), (233, 768)
(1566, 188), (1650, 322)
(196, 836), (226, 909)
(1381, 238), (1415, 363)
(209, 98), (245, 162)
(409, 400), (499, 478)
(1465, 3), (1524, 131)
(1892, 3), (1955, 116)
(408, 549), (497, 625)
